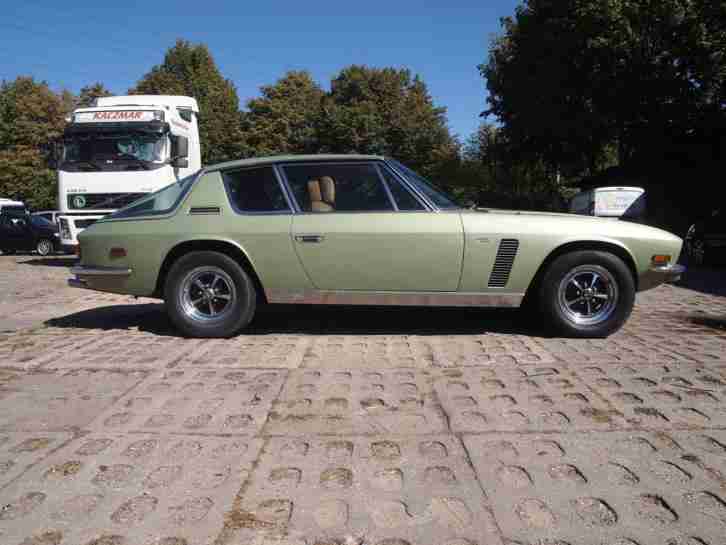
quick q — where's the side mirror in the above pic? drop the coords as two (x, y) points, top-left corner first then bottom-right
(170, 135), (189, 169)
(42, 140), (59, 169)
(172, 135), (189, 158)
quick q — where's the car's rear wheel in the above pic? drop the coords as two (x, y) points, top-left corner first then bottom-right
(164, 251), (257, 338)
(538, 250), (635, 338)
(36, 239), (53, 256)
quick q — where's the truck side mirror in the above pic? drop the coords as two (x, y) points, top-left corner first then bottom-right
(171, 135), (189, 168)
(42, 140), (59, 169)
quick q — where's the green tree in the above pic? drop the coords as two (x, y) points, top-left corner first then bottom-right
(76, 82), (113, 108)
(0, 77), (70, 209)
(317, 65), (458, 177)
(482, 0), (726, 176)
(241, 71), (324, 156)
(129, 39), (243, 164)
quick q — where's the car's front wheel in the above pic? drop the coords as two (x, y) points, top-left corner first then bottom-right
(164, 251), (257, 338)
(538, 250), (635, 338)
(36, 239), (53, 256)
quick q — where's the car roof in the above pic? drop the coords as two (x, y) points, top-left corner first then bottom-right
(204, 154), (386, 172)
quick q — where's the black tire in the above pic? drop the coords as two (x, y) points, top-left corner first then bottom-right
(164, 251), (257, 338)
(538, 250), (635, 338)
(36, 239), (53, 256)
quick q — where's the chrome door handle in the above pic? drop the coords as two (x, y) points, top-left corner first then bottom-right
(295, 234), (325, 243)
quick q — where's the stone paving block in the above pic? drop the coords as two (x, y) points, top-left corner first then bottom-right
(221, 435), (502, 545)
(0, 369), (147, 431)
(42, 331), (199, 370)
(464, 431), (726, 545)
(423, 335), (555, 367)
(533, 336), (688, 364)
(301, 335), (437, 367)
(0, 432), (73, 489)
(300, 335), (555, 368)
(0, 433), (263, 545)
(574, 363), (726, 429)
(432, 367), (624, 432)
(89, 368), (286, 435)
(175, 335), (311, 368)
(264, 369), (448, 435)
(0, 332), (101, 368)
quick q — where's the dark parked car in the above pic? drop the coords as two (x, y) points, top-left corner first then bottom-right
(685, 209), (726, 266)
(0, 213), (60, 256)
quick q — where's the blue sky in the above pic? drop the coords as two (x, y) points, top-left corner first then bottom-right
(1, 0), (521, 141)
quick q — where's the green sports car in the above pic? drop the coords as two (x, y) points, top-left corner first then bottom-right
(69, 155), (684, 338)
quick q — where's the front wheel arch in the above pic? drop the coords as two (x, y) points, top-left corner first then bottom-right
(155, 240), (266, 303)
(522, 241), (638, 309)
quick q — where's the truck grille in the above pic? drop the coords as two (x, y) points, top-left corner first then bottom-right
(68, 193), (144, 210)
(488, 239), (520, 288)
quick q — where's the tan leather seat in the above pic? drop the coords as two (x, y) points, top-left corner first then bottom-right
(308, 177), (335, 212)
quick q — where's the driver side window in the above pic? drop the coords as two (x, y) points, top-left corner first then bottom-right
(282, 163), (394, 213)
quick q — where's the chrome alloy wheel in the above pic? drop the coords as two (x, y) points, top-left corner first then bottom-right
(557, 265), (619, 326)
(37, 239), (52, 256)
(179, 266), (236, 322)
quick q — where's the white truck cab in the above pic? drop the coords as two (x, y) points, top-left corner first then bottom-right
(570, 186), (647, 219)
(51, 95), (201, 251)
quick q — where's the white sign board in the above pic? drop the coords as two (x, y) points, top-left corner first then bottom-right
(74, 111), (156, 123)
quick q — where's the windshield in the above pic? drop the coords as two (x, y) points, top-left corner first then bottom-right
(386, 159), (460, 209)
(30, 216), (55, 228)
(63, 132), (167, 170)
(108, 171), (200, 219)
(1, 205), (26, 214)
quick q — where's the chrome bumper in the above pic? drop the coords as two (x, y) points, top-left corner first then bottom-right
(639, 264), (685, 291)
(651, 263), (686, 282)
(68, 265), (132, 290)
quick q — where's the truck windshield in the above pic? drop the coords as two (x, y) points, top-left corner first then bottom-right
(63, 132), (166, 170)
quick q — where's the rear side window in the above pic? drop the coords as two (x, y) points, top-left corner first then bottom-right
(222, 167), (290, 213)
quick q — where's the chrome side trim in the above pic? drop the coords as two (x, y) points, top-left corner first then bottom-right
(189, 206), (220, 215)
(265, 289), (524, 307)
(70, 265), (132, 277)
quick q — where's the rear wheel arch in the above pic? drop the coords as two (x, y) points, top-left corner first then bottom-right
(523, 240), (638, 306)
(155, 239), (266, 303)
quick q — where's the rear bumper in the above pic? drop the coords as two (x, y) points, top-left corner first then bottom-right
(639, 264), (686, 291)
(68, 265), (132, 292)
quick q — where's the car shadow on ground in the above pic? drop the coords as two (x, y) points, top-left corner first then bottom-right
(45, 302), (543, 337)
(677, 265), (726, 297)
(18, 257), (77, 268)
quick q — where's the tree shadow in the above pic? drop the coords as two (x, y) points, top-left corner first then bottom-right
(44, 302), (543, 337)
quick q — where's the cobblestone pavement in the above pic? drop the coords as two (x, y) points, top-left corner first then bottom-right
(0, 255), (725, 545)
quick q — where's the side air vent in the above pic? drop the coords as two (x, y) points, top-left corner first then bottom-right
(488, 238), (520, 288)
(189, 206), (220, 215)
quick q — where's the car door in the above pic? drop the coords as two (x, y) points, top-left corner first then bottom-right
(1, 216), (30, 250)
(282, 161), (464, 292)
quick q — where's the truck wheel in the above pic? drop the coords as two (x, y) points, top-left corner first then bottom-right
(164, 251), (257, 338)
(36, 239), (53, 256)
(538, 251), (635, 338)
